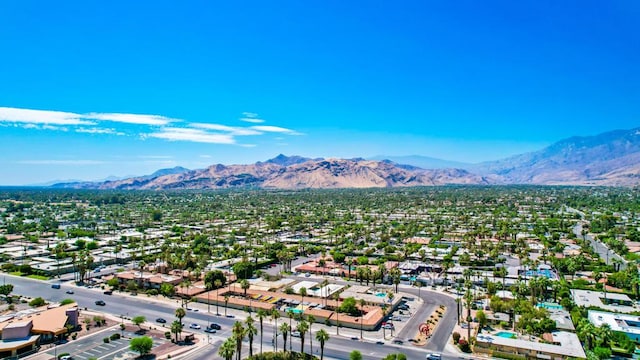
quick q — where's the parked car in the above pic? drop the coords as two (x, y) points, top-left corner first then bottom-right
(60, 356), (73, 360)
(392, 339), (403, 345)
(376, 341), (384, 345)
(156, 318), (167, 324)
(51, 284), (61, 289)
(65, 290), (74, 294)
(189, 323), (201, 329)
(208, 323), (222, 330)
(103, 290), (113, 295)
(291, 331), (301, 337)
(204, 328), (216, 333)
(95, 300), (106, 306)
(426, 354), (441, 360)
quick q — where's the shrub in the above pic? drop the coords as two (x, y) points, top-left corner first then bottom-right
(103, 337), (110, 343)
(110, 333), (121, 340)
(452, 332), (461, 344)
(29, 297), (46, 307)
(458, 339), (471, 353)
(165, 331), (171, 339)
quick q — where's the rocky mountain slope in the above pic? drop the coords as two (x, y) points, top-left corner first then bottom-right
(471, 128), (640, 186)
(52, 127), (640, 189)
(55, 157), (492, 190)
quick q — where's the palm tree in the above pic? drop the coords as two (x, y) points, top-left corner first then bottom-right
(175, 307), (186, 327)
(219, 337), (235, 360)
(256, 309), (267, 354)
(333, 293), (341, 335)
(316, 329), (329, 360)
(359, 299), (366, 340)
(232, 321), (245, 360)
(224, 295), (230, 317)
(171, 320), (182, 343)
(298, 320), (309, 355)
(279, 322), (290, 354)
(578, 320), (597, 349)
(287, 309), (295, 351)
(307, 314), (316, 354)
(271, 309), (280, 351)
(245, 316), (257, 358)
(240, 279), (250, 297)
(299, 287), (307, 309)
(214, 279), (222, 315)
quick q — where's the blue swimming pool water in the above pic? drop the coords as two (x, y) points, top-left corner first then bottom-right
(525, 269), (555, 279)
(286, 308), (303, 314)
(495, 331), (516, 339)
(537, 302), (562, 310)
(375, 293), (386, 297)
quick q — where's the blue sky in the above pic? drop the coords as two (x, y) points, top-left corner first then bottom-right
(0, 1), (638, 185)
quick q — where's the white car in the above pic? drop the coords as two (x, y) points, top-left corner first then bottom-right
(426, 354), (441, 360)
(189, 323), (201, 329)
(291, 331), (301, 337)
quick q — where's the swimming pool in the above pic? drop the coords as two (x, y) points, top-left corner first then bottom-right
(537, 302), (562, 310)
(375, 293), (386, 297)
(286, 308), (303, 314)
(495, 331), (516, 339)
(525, 269), (555, 279)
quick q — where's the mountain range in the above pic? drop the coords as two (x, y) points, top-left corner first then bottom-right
(52, 127), (640, 189)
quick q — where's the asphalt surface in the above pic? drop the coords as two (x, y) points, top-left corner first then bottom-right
(9, 275), (467, 360)
(572, 221), (627, 271)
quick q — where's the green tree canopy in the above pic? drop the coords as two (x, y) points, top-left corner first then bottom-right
(129, 336), (153, 355)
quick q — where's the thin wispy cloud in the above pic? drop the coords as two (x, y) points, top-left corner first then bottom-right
(2, 106), (303, 146)
(17, 159), (107, 165)
(0, 107), (94, 125)
(146, 127), (236, 144)
(251, 125), (302, 135)
(240, 117), (265, 124)
(190, 123), (262, 136)
(85, 112), (175, 126)
(76, 127), (124, 135)
(240, 111), (265, 123)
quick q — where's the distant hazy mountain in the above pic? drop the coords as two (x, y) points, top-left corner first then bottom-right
(145, 166), (190, 179)
(50, 127), (640, 189)
(261, 154), (319, 166)
(370, 155), (471, 169)
(51, 166), (190, 189)
(54, 157), (492, 190)
(473, 128), (640, 186)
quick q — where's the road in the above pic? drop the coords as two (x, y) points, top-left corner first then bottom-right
(571, 220), (627, 271)
(9, 275), (465, 360)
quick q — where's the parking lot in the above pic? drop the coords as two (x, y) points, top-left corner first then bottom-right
(380, 296), (419, 337)
(42, 328), (168, 360)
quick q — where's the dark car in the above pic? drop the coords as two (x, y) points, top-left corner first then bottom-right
(66, 290), (74, 294)
(376, 341), (384, 345)
(208, 323), (222, 330)
(350, 336), (359, 341)
(95, 300), (106, 306)
(156, 318), (167, 324)
(103, 290), (113, 295)
(392, 339), (404, 345)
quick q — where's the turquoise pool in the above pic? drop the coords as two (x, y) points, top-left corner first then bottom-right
(375, 293), (386, 297)
(495, 331), (516, 339)
(537, 302), (562, 310)
(286, 308), (303, 314)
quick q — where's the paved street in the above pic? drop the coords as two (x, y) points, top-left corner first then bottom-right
(9, 274), (465, 360)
